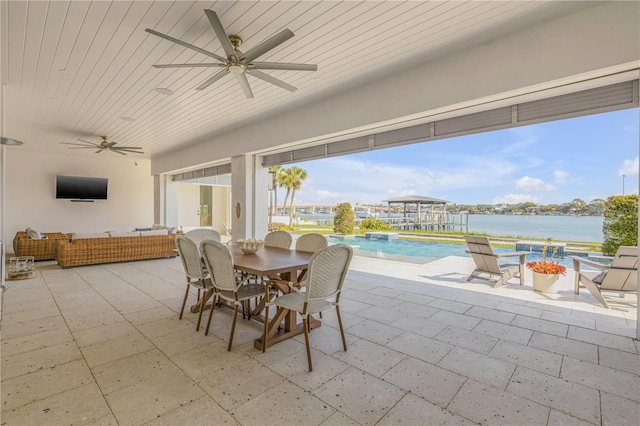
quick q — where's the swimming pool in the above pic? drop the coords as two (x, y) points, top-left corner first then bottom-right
(327, 236), (587, 268)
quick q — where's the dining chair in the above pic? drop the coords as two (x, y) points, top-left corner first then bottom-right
(264, 230), (292, 249)
(185, 228), (221, 249)
(175, 235), (214, 331)
(280, 233), (328, 282)
(200, 239), (269, 351)
(267, 244), (353, 371)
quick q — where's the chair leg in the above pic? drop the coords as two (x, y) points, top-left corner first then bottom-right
(228, 304), (239, 351)
(336, 306), (347, 352)
(204, 294), (216, 335)
(582, 281), (610, 309)
(196, 289), (208, 331)
(262, 302), (269, 353)
(179, 285), (190, 319)
(302, 317), (312, 372)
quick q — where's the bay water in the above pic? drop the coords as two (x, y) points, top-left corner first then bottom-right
(299, 214), (604, 242)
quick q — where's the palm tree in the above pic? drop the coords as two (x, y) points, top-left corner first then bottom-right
(288, 166), (308, 226)
(280, 168), (295, 216)
(268, 166), (282, 222)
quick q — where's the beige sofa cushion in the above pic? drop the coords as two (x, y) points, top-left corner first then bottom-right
(70, 232), (109, 241)
(140, 229), (169, 236)
(109, 231), (140, 237)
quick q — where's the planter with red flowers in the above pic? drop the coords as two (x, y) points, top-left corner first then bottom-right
(527, 239), (567, 293)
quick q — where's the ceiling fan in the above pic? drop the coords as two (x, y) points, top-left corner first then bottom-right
(60, 136), (144, 155)
(145, 9), (317, 98)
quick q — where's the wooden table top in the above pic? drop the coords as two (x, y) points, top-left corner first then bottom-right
(228, 244), (312, 277)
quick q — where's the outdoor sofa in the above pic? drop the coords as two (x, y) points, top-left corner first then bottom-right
(13, 231), (71, 260)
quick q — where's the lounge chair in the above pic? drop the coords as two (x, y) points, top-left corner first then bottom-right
(464, 236), (527, 288)
(570, 246), (638, 308)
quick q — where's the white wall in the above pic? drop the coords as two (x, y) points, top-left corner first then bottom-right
(5, 150), (153, 251)
(152, 1), (640, 175)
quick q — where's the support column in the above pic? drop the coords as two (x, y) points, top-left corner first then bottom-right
(154, 174), (179, 227)
(231, 154), (268, 241)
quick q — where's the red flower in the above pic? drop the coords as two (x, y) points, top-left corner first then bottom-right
(526, 238), (567, 275)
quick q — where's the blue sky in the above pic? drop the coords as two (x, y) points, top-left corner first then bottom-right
(287, 109), (639, 206)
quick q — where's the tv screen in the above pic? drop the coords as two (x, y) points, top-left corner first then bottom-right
(56, 175), (108, 200)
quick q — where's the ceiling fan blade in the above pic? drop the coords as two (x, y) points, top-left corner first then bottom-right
(60, 142), (96, 147)
(247, 70), (296, 92)
(112, 146), (143, 150)
(235, 73), (254, 99)
(115, 149), (144, 154)
(153, 63), (226, 68)
(204, 10), (237, 61)
(78, 139), (102, 146)
(196, 69), (228, 90)
(241, 29), (294, 62)
(111, 149), (127, 155)
(107, 142), (117, 148)
(145, 28), (226, 62)
(250, 62), (317, 71)
(96, 149), (104, 154)
(66, 147), (95, 150)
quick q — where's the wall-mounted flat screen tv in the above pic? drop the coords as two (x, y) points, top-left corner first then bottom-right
(56, 175), (108, 200)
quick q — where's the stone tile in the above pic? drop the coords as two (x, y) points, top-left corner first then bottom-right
(438, 347), (516, 389)
(465, 305), (516, 324)
(104, 367), (205, 425)
(332, 338), (406, 377)
(0, 315), (68, 340)
(291, 322), (360, 355)
(346, 319), (405, 345)
(489, 340), (562, 376)
(313, 367), (405, 426)
(238, 335), (306, 365)
(1, 297), (58, 315)
(511, 315), (568, 337)
(567, 326), (637, 353)
(595, 320), (637, 338)
(80, 331), (154, 368)
(528, 332), (598, 363)
(195, 356), (286, 411)
(123, 304), (178, 325)
(430, 310), (481, 330)
(338, 298), (373, 314)
(232, 381), (335, 425)
(435, 325), (499, 354)
(0, 383), (111, 426)
(381, 357), (466, 407)
(378, 393), (475, 425)
(1, 325), (73, 357)
(63, 309), (126, 332)
(1, 341), (83, 380)
(598, 346), (640, 375)
(171, 342), (252, 380)
(146, 396), (238, 425)
(0, 305), (61, 325)
(541, 311), (596, 329)
(601, 392), (640, 426)
(560, 357), (640, 402)
(390, 316), (448, 338)
(547, 410), (594, 425)
(358, 292), (403, 308)
(270, 348), (350, 391)
(393, 301), (440, 318)
(473, 319), (533, 345)
(428, 298), (473, 314)
(448, 379), (549, 425)
(151, 327), (219, 357)
(386, 332), (453, 364)
(1, 360), (94, 411)
(495, 301), (543, 318)
(72, 321), (139, 347)
(319, 411), (360, 426)
(136, 315), (198, 339)
(319, 309), (366, 330)
(507, 366), (600, 424)
(368, 286), (405, 298)
(356, 305), (407, 323)
(395, 292), (436, 306)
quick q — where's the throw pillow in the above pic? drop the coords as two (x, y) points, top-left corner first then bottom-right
(26, 228), (43, 239)
(135, 227), (152, 232)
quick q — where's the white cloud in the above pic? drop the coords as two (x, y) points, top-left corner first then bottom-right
(493, 194), (539, 204)
(554, 170), (569, 183)
(515, 176), (555, 193)
(618, 157), (639, 176)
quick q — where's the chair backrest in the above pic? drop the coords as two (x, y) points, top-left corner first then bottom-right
(304, 244), (353, 301)
(175, 235), (205, 280)
(200, 239), (238, 292)
(295, 233), (328, 253)
(601, 246), (638, 291)
(264, 231), (292, 249)
(464, 235), (502, 274)
(185, 228), (221, 249)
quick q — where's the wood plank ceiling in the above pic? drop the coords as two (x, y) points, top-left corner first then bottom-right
(1, 1), (582, 159)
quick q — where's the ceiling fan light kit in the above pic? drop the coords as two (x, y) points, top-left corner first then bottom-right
(146, 9), (317, 99)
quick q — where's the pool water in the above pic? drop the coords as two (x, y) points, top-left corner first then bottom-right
(327, 236), (585, 268)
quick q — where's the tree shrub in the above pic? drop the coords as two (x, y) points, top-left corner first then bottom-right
(268, 222), (287, 232)
(359, 217), (392, 231)
(333, 203), (354, 234)
(602, 195), (638, 255)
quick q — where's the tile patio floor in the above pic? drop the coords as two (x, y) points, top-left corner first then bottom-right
(1, 254), (638, 425)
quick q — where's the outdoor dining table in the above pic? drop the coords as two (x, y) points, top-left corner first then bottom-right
(191, 244), (317, 350)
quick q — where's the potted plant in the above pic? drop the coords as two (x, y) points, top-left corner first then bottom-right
(527, 238), (567, 293)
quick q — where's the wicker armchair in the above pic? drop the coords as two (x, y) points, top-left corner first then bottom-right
(13, 231), (70, 260)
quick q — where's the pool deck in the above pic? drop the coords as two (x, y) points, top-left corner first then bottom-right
(1, 254), (637, 425)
